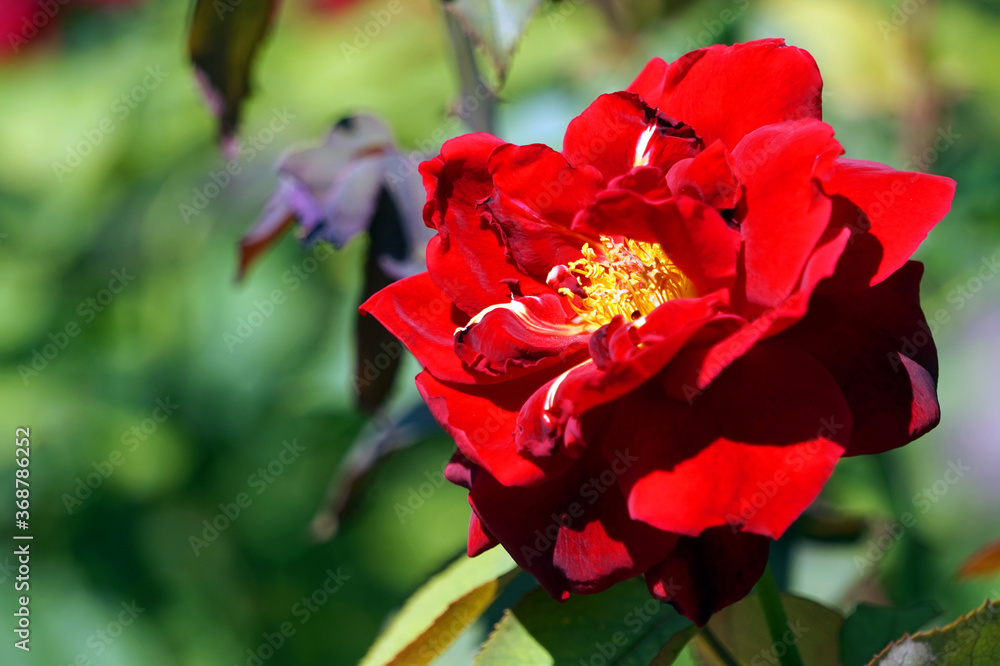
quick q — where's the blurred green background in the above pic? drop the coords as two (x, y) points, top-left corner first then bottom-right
(1, 0), (1000, 663)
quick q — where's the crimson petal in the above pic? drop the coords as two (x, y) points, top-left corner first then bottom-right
(645, 527), (770, 626)
(647, 39), (824, 149)
(776, 261), (939, 456)
(621, 344), (851, 539)
(822, 158), (956, 289)
(360, 272), (477, 384)
(563, 92), (701, 181)
(416, 371), (576, 486)
(421, 133), (548, 313)
(454, 294), (592, 379)
(732, 118), (843, 308)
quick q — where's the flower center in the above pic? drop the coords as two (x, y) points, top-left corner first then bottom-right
(555, 236), (694, 327)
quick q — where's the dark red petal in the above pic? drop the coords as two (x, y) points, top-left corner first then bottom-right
(775, 261), (940, 456)
(662, 227), (851, 395)
(515, 294), (726, 457)
(467, 455), (679, 598)
(360, 272), (477, 383)
(666, 140), (741, 209)
(622, 344), (851, 539)
(444, 452), (501, 556)
(484, 143), (603, 278)
(732, 118), (843, 308)
(416, 371), (574, 486)
(655, 39), (824, 149)
(645, 528), (770, 626)
(468, 513), (499, 557)
(574, 192), (741, 295)
(562, 92), (701, 181)
(454, 294), (592, 378)
(420, 133), (548, 313)
(822, 158), (956, 288)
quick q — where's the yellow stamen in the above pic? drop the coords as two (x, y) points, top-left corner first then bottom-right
(557, 236), (694, 327)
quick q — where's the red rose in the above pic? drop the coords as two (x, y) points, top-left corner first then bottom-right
(362, 39), (955, 624)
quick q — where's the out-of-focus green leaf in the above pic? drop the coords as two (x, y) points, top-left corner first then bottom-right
(188, 0), (278, 149)
(840, 602), (943, 666)
(868, 600), (1000, 665)
(443, 0), (543, 81)
(476, 578), (692, 665)
(361, 548), (518, 666)
(650, 626), (698, 665)
(692, 593), (843, 666)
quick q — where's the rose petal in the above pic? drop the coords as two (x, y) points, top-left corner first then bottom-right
(563, 92), (701, 181)
(574, 192), (742, 295)
(775, 261), (940, 456)
(467, 453), (679, 598)
(822, 158), (956, 289)
(731, 118), (843, 308)
(455, 294), (592, 378)
(416, 371), (575, 486)
(649, 39), (824, 149)
(666, 140), (741, 210)
(516, 294), (726, 457)
(621, 344), (851, 539)
(360, 272), (478, 383)
(485, 143), (603, 278)
(421, 133), (549, 313)
(645, 527), (770, 626)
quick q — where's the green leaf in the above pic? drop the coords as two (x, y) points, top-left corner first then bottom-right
(476, 610), (552, 665)
(691, 593), (844, 666)
(476, 577), (693, 666)
(650, 626), (698, 665)
(840, 602), (942, 666)
(442, 0), (543, 81)
(361, 548), (518, 666)
(188, 0), (278, 148)
(867, 600), (1000, 665)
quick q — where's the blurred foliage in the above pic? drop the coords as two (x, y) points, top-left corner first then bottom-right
(1, 0), (999, 663)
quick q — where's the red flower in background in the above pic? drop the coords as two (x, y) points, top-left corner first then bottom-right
(1, 0), (136, 59)
(362, 39), (956, 624)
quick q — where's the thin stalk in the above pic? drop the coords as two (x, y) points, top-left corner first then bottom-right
(755, 564), (805, 666)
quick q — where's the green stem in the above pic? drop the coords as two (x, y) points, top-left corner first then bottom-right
(699, 626), (741, 666)
(755, 564), (805, 666)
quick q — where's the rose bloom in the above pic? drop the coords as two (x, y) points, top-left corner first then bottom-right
(362, 39), (955, 624)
